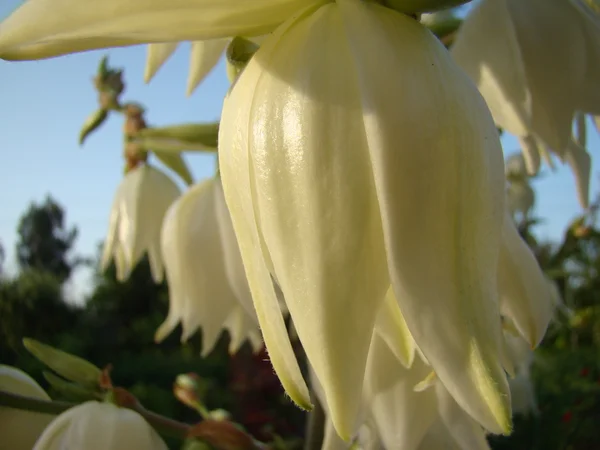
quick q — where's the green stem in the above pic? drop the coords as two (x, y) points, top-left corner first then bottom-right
(303, 393), (325, 450)
(0, 390), (190, 440)
(0, 391), (74, 415)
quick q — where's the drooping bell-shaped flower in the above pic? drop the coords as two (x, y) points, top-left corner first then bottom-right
(451, 0), (600, 190)
(157, 177), (261, 356)
(101, 164), (180, 283)
(33, 401), (168, 450)
(498, 211), (554, 347)
(219, 0), (509, 439)
(0, 365), (55, 450)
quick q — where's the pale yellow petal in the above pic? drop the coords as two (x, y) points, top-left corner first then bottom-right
(339, 0), (510, 434)
(219, 12), (315, 411)
(498, 212), (553, 347)
(434, 382), (492, 450)
(144, 43), (179, 83)
(222, 3), (389, 438)
(0, 0), (323, 60)
(374, 287), (415, 368)
(564, 140), (592, 209)
(451, 0), (532, 138)
(187, 39), (229, 96)
(365, 334), (437, 450)
(506, 0), (587, 152)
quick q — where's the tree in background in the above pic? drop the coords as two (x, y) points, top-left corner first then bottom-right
(16, 195), (82, 284)
(0, 239), (5, 277)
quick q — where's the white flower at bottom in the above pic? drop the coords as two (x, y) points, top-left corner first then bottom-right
(157, 177), (261, 356)
(101, 164), (180, 283)
(0, 365), (54, 450)
(33, 401), (167, 450)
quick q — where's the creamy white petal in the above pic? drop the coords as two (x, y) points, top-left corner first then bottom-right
(365, 334), (437, 450)
(221, 3), (391, 437)
(224, 306), (262, 354)
(144, 43), (179, 83)
(577, 14), (600, 114)
(339, 0), (510, 434)
(374, 287), (415, 368)
(219, 11), (315, 411)
(100, 196), (121, 273)
(509, 372), (538, 415)
(213, 177), (259, 323)
(434, 382), (491, 450)
(508, 0), (586, 152)
(322, 420), (352, 450)
(451, 0), (531, 138)
(417, 420), (462, 450)
(519, 135), (541, 176)
(187, 39), (230, 96)
(0, 0), (322, 60)
(565, 140), (592, 209)
(101, 165), (179, 282)
(498, 212), (553, 347)
(503, 331), (533, 374)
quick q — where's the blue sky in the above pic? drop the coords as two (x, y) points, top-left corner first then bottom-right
(0, 1), (597, 301)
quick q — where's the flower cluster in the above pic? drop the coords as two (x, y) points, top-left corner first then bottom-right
(0, 0), (593, 447)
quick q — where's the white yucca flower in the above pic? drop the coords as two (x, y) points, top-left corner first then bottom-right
(33, 401), (168, 450)
(0, 365), (54, 450)
(219, 0), (509, 438)
(451, 0), (600, 206)
(101, 164), (181, 283)
(157, 176), (262, 356)
(0, 0), (534, 441)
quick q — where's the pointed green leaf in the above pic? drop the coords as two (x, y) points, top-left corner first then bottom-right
(42, 371), (98, 402)
(79, 109), (108, 146)
(153, 150), (194, 186)
(23, 338), (101, 388)
(137, 123), (219, 148)
(135, 137), (218, 153)
(97, 55), (109, 78)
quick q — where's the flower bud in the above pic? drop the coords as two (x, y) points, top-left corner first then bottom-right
(0, 365), (54, 450)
